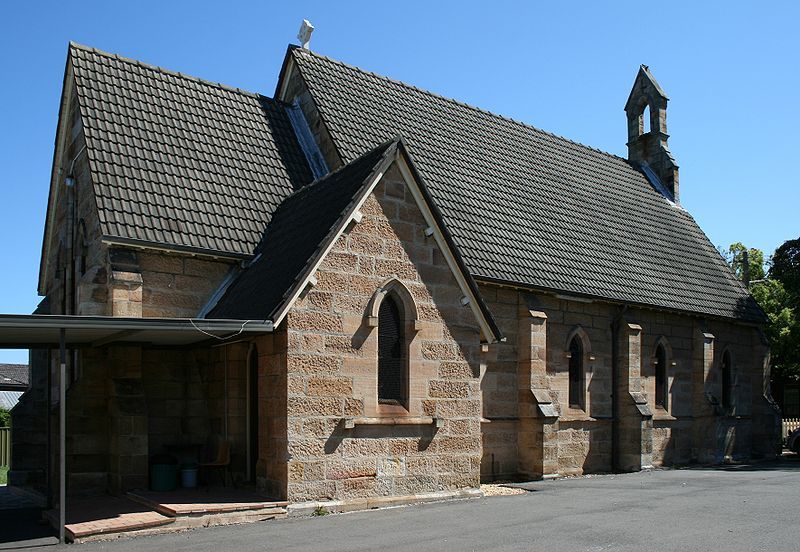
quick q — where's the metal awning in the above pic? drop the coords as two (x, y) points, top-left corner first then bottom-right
(0, 313), (273, 543)
(0, 314), (273, 349)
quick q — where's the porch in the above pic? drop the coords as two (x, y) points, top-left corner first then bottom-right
(0, 313), (275, 543)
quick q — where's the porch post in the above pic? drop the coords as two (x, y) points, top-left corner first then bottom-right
(59, 327), (66, 544)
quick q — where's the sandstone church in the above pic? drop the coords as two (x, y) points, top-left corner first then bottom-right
(7, 37), (779, 509)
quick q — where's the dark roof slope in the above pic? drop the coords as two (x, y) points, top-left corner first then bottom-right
(0, 364), (29, 388)
(70, 43), (312, 256)
(209, 140), (397, 321)
(287, 47), (763, 322)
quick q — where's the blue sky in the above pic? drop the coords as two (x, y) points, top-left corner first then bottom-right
(0, 1), (797, 362)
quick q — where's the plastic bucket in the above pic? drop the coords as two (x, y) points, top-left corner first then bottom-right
(181, 467), (198, 488)
(150, 464), (178, 492)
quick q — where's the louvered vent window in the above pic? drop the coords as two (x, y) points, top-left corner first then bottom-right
(378, 294), (406, 406)
(568, 336), (584, 409)
(655, 344), (667, 408)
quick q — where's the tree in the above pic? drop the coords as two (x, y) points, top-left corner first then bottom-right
(723, 241), (800, 385)
(770, 238), (800, 297)
(722, 242), (766, 284)
(0, 407), (10, 428)
(750, 279), (799, 383)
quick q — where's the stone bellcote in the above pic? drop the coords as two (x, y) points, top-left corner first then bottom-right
(625, 65), (680, 202)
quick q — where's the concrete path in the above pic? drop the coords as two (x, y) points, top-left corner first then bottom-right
(10, 456), (800, 551)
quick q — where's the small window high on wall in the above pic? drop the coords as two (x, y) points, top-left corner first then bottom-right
(655, 344), (667, 409)
(378, 294), (406, 406)
(568, 336), (584, 409)
(721, 351), (732, 411)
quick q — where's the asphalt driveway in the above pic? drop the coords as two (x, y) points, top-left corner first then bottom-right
(13, 456), (800, 551)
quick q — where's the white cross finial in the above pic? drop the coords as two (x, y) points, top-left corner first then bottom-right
(297, 19), (314, 49)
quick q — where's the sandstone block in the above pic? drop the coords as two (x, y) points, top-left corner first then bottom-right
(307, 376), (353, 396)
(287, 354), (342, 374)
(429, 380), (471, 398)
(326, 459), (377, 480)
(288, 311), (342, 333)
(288, 396), (342, 416)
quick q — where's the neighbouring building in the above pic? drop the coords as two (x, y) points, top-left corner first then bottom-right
(6, 40), (779, 508)
(0, 363), (29, 411)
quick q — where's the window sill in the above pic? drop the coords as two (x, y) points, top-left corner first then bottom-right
(652, 412), (677, 422)
(559, 414), (595, 422)
(343, 416), (444, 429)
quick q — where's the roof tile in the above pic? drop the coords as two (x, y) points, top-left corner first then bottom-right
(70, 44), (313, 257)
(288, 47), (763, 322)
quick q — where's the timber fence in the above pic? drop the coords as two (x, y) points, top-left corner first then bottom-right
(783, 418), (800, 441)
(0, 427), (9, 468)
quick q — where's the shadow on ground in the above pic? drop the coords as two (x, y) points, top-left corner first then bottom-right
(679, 452), (800, 473)
(0, 506), (57, 549)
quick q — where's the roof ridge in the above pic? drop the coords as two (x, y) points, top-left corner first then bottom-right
(292, 48), (630, 164)
(68, 41), (276, 103)
(277, 137), (399, 205)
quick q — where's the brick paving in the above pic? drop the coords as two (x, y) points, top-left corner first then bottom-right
(128, 488), (287, 516)
(44, 495), (173, 540)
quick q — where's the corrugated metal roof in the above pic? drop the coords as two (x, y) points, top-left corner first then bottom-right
(0, 391), (23, 410)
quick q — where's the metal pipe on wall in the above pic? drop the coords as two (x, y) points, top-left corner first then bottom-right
(58, 328), (66, 544)
(223, 345), (228, 439)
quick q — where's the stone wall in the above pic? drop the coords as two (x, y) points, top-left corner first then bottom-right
(254, 331), (289, 499)
(480, 285), (774, 480)
(282, 165), (483, 503)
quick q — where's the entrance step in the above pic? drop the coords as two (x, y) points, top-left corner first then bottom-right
(126, 488), (287, 517)
(44, 496), (174, 543)
(45, 489), (287, 542)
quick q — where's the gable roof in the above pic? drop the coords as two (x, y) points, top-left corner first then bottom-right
(208, 137), (503, 342)
(283, 47), (764, 322)
(0, 363), (29, 389)
(68, 43), (312, 257)
(209, 140), (396, 322)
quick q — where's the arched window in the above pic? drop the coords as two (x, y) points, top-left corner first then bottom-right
(378, 293), (406, 406)
(655, 344), (667, 408)
(721, 351), (732, 410)
(76, 219), (88, 276)
(568, 336), (584, 409)
(642, 104), (652, 133)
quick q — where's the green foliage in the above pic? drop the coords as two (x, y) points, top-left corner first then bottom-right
(0, 407), (10, 428)
(723, 242), (766, 283)
(770, 237), (800, 297)
(312, 505), (329, 516)
(0, 466), (7, 485)
(750, 279), (800, 382)
(727, 239), (800, 384)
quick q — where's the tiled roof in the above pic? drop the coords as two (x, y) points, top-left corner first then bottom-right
(287, 47), (764, 322)
(209, 140), (398, 321)
(70, 43), (313, 257)
(0, 363), (29, 388)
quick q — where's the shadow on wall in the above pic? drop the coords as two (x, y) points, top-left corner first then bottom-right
(323, 419), (439, 455)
